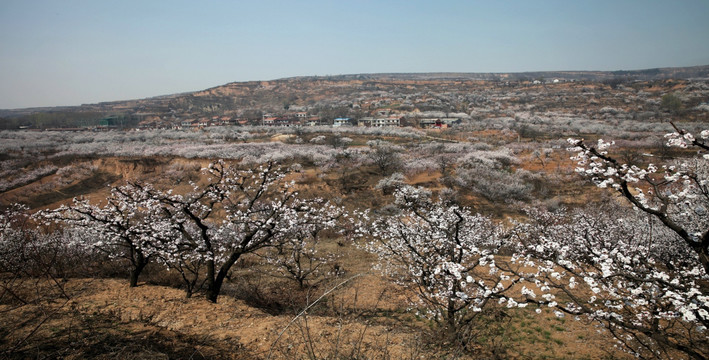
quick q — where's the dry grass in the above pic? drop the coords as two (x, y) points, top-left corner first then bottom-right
(1, 277), (630, 360)
(0, 134), (654, 359)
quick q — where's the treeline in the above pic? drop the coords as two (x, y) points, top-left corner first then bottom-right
(0, 112), (140, 130)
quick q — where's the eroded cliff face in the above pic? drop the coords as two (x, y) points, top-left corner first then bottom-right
(95, 157), (172, 179)
(0, 157), (214, 210)
(88, 157), (213, 182)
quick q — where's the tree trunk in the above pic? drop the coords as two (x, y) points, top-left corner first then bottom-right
(446, 298), (458, 343)
(129, 257), (147, 287)
(206, 275), (225, 303)
(205, 259), (217, 302)
(206, 252), (242, 303)
(699, 247), (709, 277)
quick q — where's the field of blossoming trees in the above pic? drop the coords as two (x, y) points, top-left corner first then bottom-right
(1, 78), (708, 359)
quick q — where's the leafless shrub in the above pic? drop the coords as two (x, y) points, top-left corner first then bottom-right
(375, 173), (406, 195)
(0, 204), (101, 356)
(368, 144), (403, 176)
(0, 166), (58, 192)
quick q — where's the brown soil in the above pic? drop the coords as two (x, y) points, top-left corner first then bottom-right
(1, 278), (630, 359)
(0, 138), (651, 359)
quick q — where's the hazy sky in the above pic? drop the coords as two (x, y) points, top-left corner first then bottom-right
(1, 0), (708, 109)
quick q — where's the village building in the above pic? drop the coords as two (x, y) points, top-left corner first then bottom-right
(358, 117), (400, 127)
(419, 117), (462, 128)
(333, 117), (352, 127)
(263, 116), (300, 127)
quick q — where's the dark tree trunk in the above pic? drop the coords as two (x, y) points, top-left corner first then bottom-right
(129, 254), (147, 287)
(446, 298), (458, 342)
(205, 251), (244, 303)
(205, 259), (217, 302)
(206, 277), (224, 303)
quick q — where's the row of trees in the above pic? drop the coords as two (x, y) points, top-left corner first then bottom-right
(38, 161), (343, 303)
(0, 112), (143, 130)
(2, 127), (707, 358)
(363, 188), (706, 358)
(365, 125), (708, 358)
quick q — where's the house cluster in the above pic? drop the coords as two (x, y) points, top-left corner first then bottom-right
(357, 117), (401, 127)
(136, 115), (244, 130)
(133, 106), (463, 130)
(261, 115), (405, 128)
(262, 113), (323, 127)
(419, 117), (462, 128)
(179, 116), (243, 129)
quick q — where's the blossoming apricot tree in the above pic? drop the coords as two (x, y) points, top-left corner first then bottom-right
(41, 183), (170, 287)
(515, 125), (708, 359)
(140, 160), (342, 302)
(364, 186), (522, 344)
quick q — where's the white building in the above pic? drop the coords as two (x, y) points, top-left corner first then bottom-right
(358, 117), (400, 127)
(333, 117), (352, 127)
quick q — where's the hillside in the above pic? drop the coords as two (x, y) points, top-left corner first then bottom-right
(1, 65), (708, 359)
(2, 278), (630, 359)
(1, 65), (708, 130)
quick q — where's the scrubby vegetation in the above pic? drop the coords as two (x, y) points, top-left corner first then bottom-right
(1, 78), (709, 359)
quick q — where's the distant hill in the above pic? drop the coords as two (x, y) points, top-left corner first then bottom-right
(2, 65), (708, 129)
(281, 65), (709, 82)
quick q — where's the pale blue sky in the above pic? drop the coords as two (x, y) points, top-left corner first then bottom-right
(1, 0), (708, 109)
